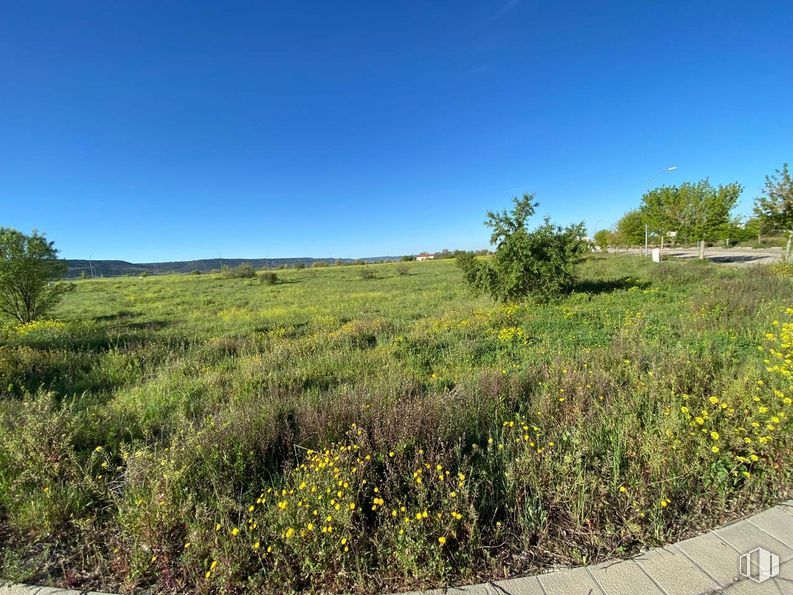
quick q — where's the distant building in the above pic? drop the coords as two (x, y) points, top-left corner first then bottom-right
(416, 252), (435, 261)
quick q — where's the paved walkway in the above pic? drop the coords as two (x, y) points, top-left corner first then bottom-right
(2, 500), (792, 595)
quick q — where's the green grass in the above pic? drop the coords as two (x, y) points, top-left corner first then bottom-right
(0, 256), (791, 593)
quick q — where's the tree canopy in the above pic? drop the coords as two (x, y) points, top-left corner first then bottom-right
(593, 229), (612, 251)
(639, 179), (741, 250)
(0, 227), (68, 323)
(615, 209), (646, 246)
(754, 163), (793, 261)
(681, 180), (742, 244)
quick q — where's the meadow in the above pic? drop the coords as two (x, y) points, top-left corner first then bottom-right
(0, 256), (791, 593)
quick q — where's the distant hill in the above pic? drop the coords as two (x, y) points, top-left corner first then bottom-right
(64, 256), (401, 278)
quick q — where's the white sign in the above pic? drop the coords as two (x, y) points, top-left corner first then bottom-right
(651, 248), (661, 263)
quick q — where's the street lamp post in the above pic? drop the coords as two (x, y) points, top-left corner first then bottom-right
(644, 166), (679, 257)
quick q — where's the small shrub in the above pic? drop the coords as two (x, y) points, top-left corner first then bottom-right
(396, 263), (410, 276)
(190, 270), (201, 275)
(358, 268), (376, 280)
(224, 264), (256, 279)
(295, 263), (306, 270)
(260, 272), (279, 285)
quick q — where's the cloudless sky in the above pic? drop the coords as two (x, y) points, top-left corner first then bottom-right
(1, 1), (792, 261)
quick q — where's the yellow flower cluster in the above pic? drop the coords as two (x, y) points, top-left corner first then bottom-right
(495, 414), (549, 452)
(375, 452), (469, 552)
(763, 308), (793, 382)
(205, 427), (369, 579)
(205, 424), (478, 580)
(14, 319), (67, 335)
(497, 326), (528, 344)
(621, 309), (645, 329)
(673, 310), (793, 480)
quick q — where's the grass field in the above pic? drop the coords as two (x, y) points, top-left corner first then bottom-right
(1, 256), (791, 593)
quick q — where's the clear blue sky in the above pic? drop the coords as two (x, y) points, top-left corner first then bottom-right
(2, 1), (792, 261)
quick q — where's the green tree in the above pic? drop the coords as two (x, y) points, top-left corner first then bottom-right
(681, 180), (741, 256)
(456, 194), (587, 302)
(640, 180), (741, 257)
(614, 209), (645, 246)
(593, 229), (612, 251)
(640, 185), (686, 248)
(722, 216), (757, 246)
(743, 217), (763, 243)
(0, 228), (68, 323)
(754, 163), (793, 261)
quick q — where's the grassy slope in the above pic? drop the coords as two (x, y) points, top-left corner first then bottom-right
(0, 256), (791, 592)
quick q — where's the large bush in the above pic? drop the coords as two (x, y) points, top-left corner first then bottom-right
(456, 194), (587, 302)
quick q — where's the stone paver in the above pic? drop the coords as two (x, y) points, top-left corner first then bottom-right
(491, 575), (545, 594)
(715, 516), (793, 563)
(721, 557), (793, 594)
(588, 558), (663, 594)
(634, 544), (720, 594)
(537, 566), (603, 594)
(743, 504), (793, 552)
(672, 530), (740, 588)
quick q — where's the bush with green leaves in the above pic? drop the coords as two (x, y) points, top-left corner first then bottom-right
(0, 228), (68, 323)
(224, 263), (256, 279)
(456, 194), (587, 303)
(259, 271), (278, 285)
